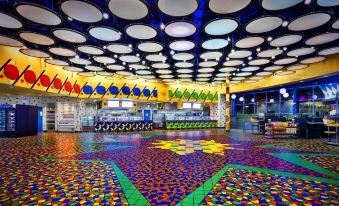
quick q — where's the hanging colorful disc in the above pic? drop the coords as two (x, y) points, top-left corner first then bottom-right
(24, 70), (36, 84)
(3, 64), (19, 80)
(40, 74), (50, 87)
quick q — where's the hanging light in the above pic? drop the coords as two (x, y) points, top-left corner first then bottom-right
(231, 94), (236, 99)
(279, 88), (287, 94)
(283, 93), (289, 98)
(239, 97), (244, 102)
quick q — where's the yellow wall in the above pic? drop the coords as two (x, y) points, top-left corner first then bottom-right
(0, 45), (221, 103)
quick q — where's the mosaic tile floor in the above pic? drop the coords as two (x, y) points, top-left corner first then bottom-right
(0, 129), (338, 205)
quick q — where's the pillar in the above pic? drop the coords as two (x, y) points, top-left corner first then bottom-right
(225, 78), (231, 132)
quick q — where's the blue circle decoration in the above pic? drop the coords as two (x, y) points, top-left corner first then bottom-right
(153, 89), (158, 97)
(96, 85), (106, 95)
(133, 87), (141, 96)
(109, 86), (119, 95)
(83, 85), (93, 94)
(143, 88), (150, 97)
(122, 86), (130, 95)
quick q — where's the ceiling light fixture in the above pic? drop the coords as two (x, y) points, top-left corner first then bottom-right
(128, 44), (132, 48)
(304, 0), (312, 5)
(103, 13), (109, 19)
(160, 23), (165, 30)
(256, 48), (261, 52)
(267, 36), (273, 41)
(282, 21), (289, 27)
(283, 47), (287, 51)
(170, 50), (175, 55)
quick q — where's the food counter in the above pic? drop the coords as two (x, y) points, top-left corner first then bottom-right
(95, 120), (152, 132)
(165, 120), (218, 130)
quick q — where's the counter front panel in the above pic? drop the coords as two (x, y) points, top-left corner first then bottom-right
(95, 121), (152, 132)
(165, 120), (218, 130)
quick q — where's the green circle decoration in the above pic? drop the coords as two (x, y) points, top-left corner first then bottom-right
(214, 95), (219, 101)
(201, 93), (207, 100)
(208, 93), (214, 100)
(192, 92), (199, 99)
(168, 90), (173, 98)
(175, 91), (182, 98)
(183, 91), (190, 99)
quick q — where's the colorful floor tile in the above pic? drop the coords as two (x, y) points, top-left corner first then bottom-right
(301, 155), (339, 174)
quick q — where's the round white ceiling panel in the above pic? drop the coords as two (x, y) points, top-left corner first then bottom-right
(20, 49), (50, 58)
(219, 67), (237, 72)
(286, 64), (308, 71)
(60, 0), (102, 23)
(214, 77), (226, 80)
(200, 51), (223, 60)
(156, 69), (172, 74)
(136, 69), (152, 75)
(175, 62), (194, 68)
(274, 58), (298, 65)
(126, 24), (157, 40)
(300, 56), (326, 64)
(177, 69), (193, 73)
(89, 26), (121, 42)
(204, 18), (238, 35)
(208, 0), (251, 14)
(15, 3), (62, 26)
(107, 64), (125, 71)
(245, 16), (283, 33)
(196, 78), (210, 82)
(248, 59), (270, 66)
(202, 39), (229, 50)
(119, 55), (140, 63)
(235, 36), (265, 48)
(69, 57), (91, 65)
(242, 66), (260, 72)
(77, 72), (95, 77)
(288, 12), (331, 31)
(216, 73), (231, 77)
(262, 0), (303, 10)
(19, 32), (54, 46)
(108, 0), (149, 20)
(250, 76), (264, 80)
(287, 47), (315, 57)
(45, 59), (69, 66)
(107, 44), (132, 54)
(332, 19), (339, 29)
(78, 45), (104, 55)
(256, 71), (273, 76)
(305, 32), (339, 46)
(146, 54), (167, 62)
(97, 71), (114, 76)
(199, 61), (218, 67)
(165, 21), (196, 38)
(169, 40), (195, 51)
(0, 35), (24, 47)
(52, 28), (87, 44)
(318, 47), (339, 56)
(198, 68), (215, 73)
(49, 47), (76, 57)
(275, 71), (295, 76)
(236, 72), (252, 77)
(117, 71), (134, 76)
(223, 60), (243, 66)
(245, 80), (258, 83)
(270, 34), (303, 47)
(143, 75), (156, 79)
(0, 12), (23, 29)
(63, 66), (84, 72)
(230, 81), (240, 84)
(159, 74), (174, 79)
(232, 77), (246, 81)
(129, 64), (147, 70)
(228, 50), (252, 58)
(138, 42), (163, 53)
(197, 73), (212, 78)
(317, 0), (339, 7)
(157, 0), (198, 17)
(172, 53), (194, 61)
(125, 75), (138, 80)
(257, 49), (283, 58)
(152, 63), (170, 69)
(93, 56), (115, 64)
(178, 74), (192, 78)
(263, 65), (283, 71)
(85, 65), (104, 71)
(146, 79), (158, 83)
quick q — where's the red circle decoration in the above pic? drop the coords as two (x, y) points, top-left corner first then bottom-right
(40, 74), (50, 87)
(53, 78), (62, 90)
(64, 81), (72, 92)
(24, 70), (36, 84)
(73, 84), (81, 94)
(4, 64), (19, 80)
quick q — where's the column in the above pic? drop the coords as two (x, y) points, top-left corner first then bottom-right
(225, 78), (230, 132)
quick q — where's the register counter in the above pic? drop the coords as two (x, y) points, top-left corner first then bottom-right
(165, 120), (218, 130)
(95, 120), (152, 132)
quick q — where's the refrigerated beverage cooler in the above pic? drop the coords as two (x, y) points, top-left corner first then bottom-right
(0, 104), (38, 137)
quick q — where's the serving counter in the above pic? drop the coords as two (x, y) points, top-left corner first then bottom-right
(95, 121), (152, 132)
(165, 120), (218, 130)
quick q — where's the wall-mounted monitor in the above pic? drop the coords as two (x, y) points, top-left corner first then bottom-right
(193, 103), (201, 109)
(122, 101), (133, 108)
(182, 102), (192, 109)
(107, 100), (119, 108)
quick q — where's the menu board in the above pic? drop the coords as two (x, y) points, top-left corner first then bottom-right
(0, 109), (5, 131)
(7, 109), (16, 131)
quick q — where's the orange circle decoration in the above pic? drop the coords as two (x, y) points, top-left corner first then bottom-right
(73, 84), (81, 94)
(40, 74), (50, 87)
(226, 115), (230, 122)
(24, 70), (36, 84)
(226, 101), (230, 107)
(53, 78), (62, 90)
(64, 81), (72, 92)
(3, 64), (19, 80)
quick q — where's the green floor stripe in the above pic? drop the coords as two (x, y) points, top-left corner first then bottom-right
(176, 165), (231, 206)
(269, 153), (339, 180)
(110, 162), (151, 206)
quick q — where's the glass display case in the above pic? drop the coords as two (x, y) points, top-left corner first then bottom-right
(97, 108), (143, 122)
